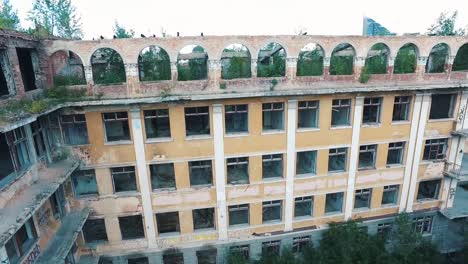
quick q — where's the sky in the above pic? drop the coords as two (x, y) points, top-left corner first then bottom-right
(13, 0), (468, 39)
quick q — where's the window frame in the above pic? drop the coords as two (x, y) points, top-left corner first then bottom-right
(354, 188), (372, 209)
(226, 157), (249, 184)
(325, 192), (344, 214)
(192, 207), (215, 231)
(429, 94), (456, 120)
(262, 154), (284, 179)
(387, 142), (405, 165)
(412, 216), (433, 234)
(156, 211), (180, 234)
(262, 200), (283, 223)
(292, 236), (310, 254)
(392, 96), (411, 122)
(111, 166), (137, 193)
(184, 106), (210, 137)
(71, 169), (99, 198)
(149, 163), (176, 190)
(102, 112), (131, 142)
(297, 100), (319, 129)
(358, 144), (378, 170)
(417, 180), (441, 201)
(188, 160), (213, 187)
(228, 204), (250, 226)
(82, 218), (108, 244)
(328, 147), (347, 172)
(382, 185), (399, 206)
(60, 114), (89, 145)
(225, 104), (249, 134)
(423, 138), (448, 161)
(262, 240), (281, 256)
(331, 99), (351, 127)
(296, 150), (317, 176)
(262, 102), (285, 132)
(362, 97), (382, 124)
(143, 109), (171, 139)
(294, 196), (314, 218)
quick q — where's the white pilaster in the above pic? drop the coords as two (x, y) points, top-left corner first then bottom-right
(83, 65), (94, 85)
(213, 104), (228, 240)
(284, 100), (297, 231)
(344, 96), (364, 220)
(129, 108), (158, 247)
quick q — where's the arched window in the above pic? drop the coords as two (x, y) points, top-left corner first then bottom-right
(257, 42), (286, 77)
(50, 50), (86, 86)
(138, 46), (171, 82)
(221, 44), (251, 79)
(297, 43), (324, 76)
(177, 45), (208, 81)
(394, 43), (418, 74)
(91, 48), (126, 85)
(425, 43), (449, 73)
(329, 43), (355, 75)
(453, 43), (468, 72)
(364, 43), (390, 74)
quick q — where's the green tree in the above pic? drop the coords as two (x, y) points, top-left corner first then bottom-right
(0, 0), (20, 30)
(427, 11), (466, 36)
(113, 21), (135, 38)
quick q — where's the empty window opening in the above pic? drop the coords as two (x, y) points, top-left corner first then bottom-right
(111, 166), (137, 193)
(31, 120), (47, 161)
(150, 163), (175, 190)
(262, 200), (282, 223)
(128, 257), (149, 264)
(392, 96), (411, 121)
(163, 249), (184, 264)
(426, 43), (449, 73)
(294, 196), (313, 218)
(0, 133), (15, 186)
(72, 169), (98, 197)
(91, 48), (126, 85)
(262, 154), (283, 179)
(423, 138), (448, 161)
(144, 109), (171, 139)
(50, 185), (66, 219)
(138, 45), (171, 82)
(156, 211), (180, 234)
(297, 43), (324, 76)
(83, 218), (108, 243)
(0, 54), (9, 96)
(227, 157), (249, 184)
(262, 102), (284, 131)
(412, 216), (433, 234)
(16, 48), (37, 91)
(257, 42), (286, 77)
(382, 185), (399, 205)
(328, 148), (347, 172)
(417, 180), (441, 201)
(192, 208), (215, 230)
(453, 43), (468, 72)
(330, 43), (355, 75)
(293, 236), (310, 254)
(358, 144), (377, 169)
(119, 215), (144, 239)
(3, 128), (31, 180)
(189, 160), (213, 186)
(221, 44), (251, 79)
(363, 97), (382, 124)
(5, 218), (37, 263)
(103, 112), (130, 142)
(387, 142), (405, 165)
(50, 50), (86, 86)
(429, 94), (456, 119)
(325, 192), (344, 214)
(177, 45), (208, 81)
(196, 248), (217, 264)
(298, 101), (319, 128)
(364, 43), (389, 74)
(377, 223), (393, 238)
(229, 204), (249, 226)
(262, 240), (281, 256)
(354, 188), (372, 209)
(0, 50), (15, 97)
(61, 114), (89, 145)
(185, 106), (210, 136)
(229, 245), (250, 261)
(331, 99), (351, 126)
(98, 257), (113, 264)
(296, 150), (317, 175)
(225, 104), (248, 134)
(394, 43), (418, 74)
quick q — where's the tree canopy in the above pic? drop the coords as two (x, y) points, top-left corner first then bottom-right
(0, 0), (20, 30)
(113, 21), (135, 39)
(427, 11), (466, 36)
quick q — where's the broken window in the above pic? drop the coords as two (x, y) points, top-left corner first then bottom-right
(102, 112), (131, 142)
(412, 216), (433, 234)
(354, 188), (372, 209)
(325, 192), (344, 214)
(50, 50), (86, 86)
(392, 96), (411, 121)
(144, 109), (171, 139)
(453, 43), (468, 72)
(150, 163), (175, 190)
(189, 160), (213, 186)
(61, 114), (89, 145)
(72, 169), (98, 197)
(83, 218), (108, 243)
(393, 43), (418, 74)
(91, 48), (126, 85)
(262, 200), (282, 223)
(229, 245), (250, 261)
(423, 138), (448, 161)
(128, 257), (149, 264)
(16, 48), (37, 91)
(0, 133), (15, 186)
(119, 215), (145, 239)
(296, 150), (317, 175)
(331, 99), (351, 126)
(5, 218), (37, 263)
(185, 106), (210, 136)
(3, 127), (31, 178)
(364, 43), (389, 74)
(429, 94), (455, 119)
(262, 154), (283, 179)
(177, 45), (208, 81)
(363, 97), (382, 124)
(358, 144), (377, 169)
(111, 166), (137, 193)
(297, 43), (324, 76)
(262, 102), (284, 131)
(138, 45), (171, 82)
(425, 43), (449, 73)
(417, 180), (441, 201)
(229, 204), (249, 226)
(330, 43), (355, 75)
(192, 208), (215, 230)
(292, 236), (310, 254)
(294, 196), (313, 218)
(298, 101), (319, 128)
(225, 104), (248, 134)
(227, 157), (249, 184)
(31, 120), (47, 161)
(257, 42), (286, 77)
(262, 240), (281, 256)
(156, 211), (180, 234)
(50, 185), (66, 219)
(221, 44), (252, 79)
(387, 142), (405, 165)
(377, 223), (393, 238)
(328, 148), (347, 172)
(162, 249), (184, 264)
(382, 185), (399, 205)
(196, 248), (217, 264)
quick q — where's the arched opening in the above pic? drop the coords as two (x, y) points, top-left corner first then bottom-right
(364, 43), (389, 74)
(297, 43), (324, 76)
(138, 46), (171, 82)
(221, 44), (251, 80)
(257, 42), (286, 77)
(453, 43), (468, 72)
(394, 43), (418, 74)
(50, 50), (86, 86)
(91, 48), (126, 85)
(177, 45), (208, 81)
(329, 43), (355, 75)
(425, 43), (449, 73)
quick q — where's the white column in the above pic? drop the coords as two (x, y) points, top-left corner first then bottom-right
(213, 104), (228, 240)
(0, 246), (9, 264)
(129, 108), (158, 247)
(284, 100), (297, 231)
(344, 96), (364, 220)
(83, 65), (94, 85)
(405, 94), (431, 212)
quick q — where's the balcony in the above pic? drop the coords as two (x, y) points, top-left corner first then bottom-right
(443, 161), (468, 183)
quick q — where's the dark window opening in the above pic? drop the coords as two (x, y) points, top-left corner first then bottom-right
(16, 48), (37, 91)
(429, 94), (456, 119)
(331, 99), (351, 126)
(196, 248), (217, 264)
(128, 257), (149, 264)
(61, 114), (89, 145)
(262, 240), (281, 256)
(358, 144), (377, 169)
(228, 204), (249, 226)
(31, 121), (47, 161)
(0, 57), (10, 96)
(221, 44), (251, 80)
(425, 43), (449, 73)
(453, 43), (468, 72)
(423, 138), (448, 161)
(144, 109), (170, 139)
(177, 45), (208, 81)
(363, 97), (382, 124)
(111, 166), (137, 193)
(392, 96), (411, 121)
(382, 185), (399, 205)
(138, 45), (171, 82)
(5, 218), (37, 263)
(72, 169), (98, 197)
(227, 157), (249, 184)
(185, 107), (210, 136)
(50, 50), (86, 86)
(192, 208), (215, 230)
(0, 133), (15, 185)
(297, 43), (324, 76)
(293, 236), (310, 254)
(262, 200), (282, 223)
(354, 188), (372, 209)
(225, 104), (248, 134)
(257, 42), (286, 77)
(150, 163), (175, 190)
(91, 48), (126, 85)
(328, 148), (347, 172)
(262, 154), (283, 179)
(50, 185), (66, 219)
(377, 223), (393, 238)
(298, 101), (319, 128)
(294, 196), (313, 218)
(330, 43), (355, 75)
(296, 150), (317, 175)
(119, 215), (145, 240)
(325, 192), (344, 214)
(103, 112), (130, 142)
(387, 142), (405, 165)
(262, 103), (284, 131)
(83, 219), (108, 243)
(156, 211), (180, 234)
(163, 249), (184, 264)
(417, 180), (441, 201)
(188, 160), (213, 186)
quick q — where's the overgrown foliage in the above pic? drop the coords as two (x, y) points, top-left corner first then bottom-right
(53, 74), (86, 86)
(0, 0), (20, 30)
(257, 43), (286, 78)
(222, 56), (251, 80)
(113, 21), (135, 38)
(394, 44), (417, 74)
(453, 44), (468, 72)
(297, 47), (324, 76)
(138, 46), (171, 81)
(177, 46), (208, 81)
(427, 11), (467, 36)
(364, 43), (388, 74)
(91, 48), (126, 85)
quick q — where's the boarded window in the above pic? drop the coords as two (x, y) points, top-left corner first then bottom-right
(119, 215), (145, 239)
(192, 208), (215, 230)
(72, 169), (98, 197)
(262, 240), (281, 256)
(150, 163), (175, 190)
(189, 160), (213, 186)
(328, 148), (347, 172)
(325, 192), (344, 214)
(228, 204), (249, 226)
(363, 97), (382, 124)
(331, 99), (351, 126)
(262, 103), (284, 131)
(387, 142), (405, 165)
(423, 138), (448, 160)
(296, 151), (317, 175)
(185, 107), (210, 136)
(144, 109), (171, 139)
(262, 200), (282, 223)
(111, 166), (137, 192)
(293, 236), (310, 254)
(354, 188), (372, 209)
(294, 196), (313, 218)
(358, 144), (377, 169)
(227, 157), (249, 184)
(382, 185), (399, 205)
(262, 154), (283, 179)
(225, 104), (248, 134)
(417, 180), (441, 200)
(16, 48), (37, 91)
(103, 112), (130, 142)
(60, 114), (89, 145)
(156, 212), (180, 234)
(429, 94), (456, 119)
(83, 219), (108, 243)
(196, 248), (217, 264)
(392, 96), (411, 121)
(298, 101), (319, 128)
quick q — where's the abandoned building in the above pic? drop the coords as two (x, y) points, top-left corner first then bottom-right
(0, 28), (468, 264)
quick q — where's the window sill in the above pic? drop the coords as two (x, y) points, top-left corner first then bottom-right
(228, 223), (250, 230)
(294, 216), (314, 222)
(65, 143), (91, 147)
(361, 123), (381, 128)
(297, 127), (320, 133)
(427, 118), (455, 123)
(193, 228), (217, 233)
(358, 167), (376, 171)
(324, 212), (343, 217)
(225, 132), (250, 138)
(190, 184), (214, 190)
(330, 125), (351, 130)
(153, 188), (177, 193)
(296, 173), (317, 179)
(104, 140), (133, 146)
(75, 194), (100, 200)
(262, 177), (284, 183)
(101, 192), (140, 198)
(328, 170), (347, 175)
(386, 164), (405, 169)
(261, 130), (285, 135)
(262, 220), (282, 225)
(146, 137), (173, 144)
(419, 160), (445, 165)
(381, 203), (399, 208)
(353, 207), (370, 212)
(415, 198), (439, 203)
(391, 120), (411, 125)
(185, 135), (212, 141)
(158, 232), (181, 238)
(227, 182), (250, 187)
